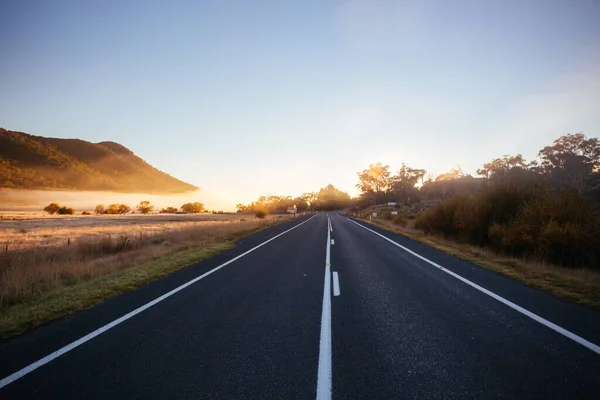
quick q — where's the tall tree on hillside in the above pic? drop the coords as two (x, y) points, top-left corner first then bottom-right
(476, 154), (544, 190)
(301, 192), (317, 210)
(538, 133), (600, 193)
(314, 184), (352, 210)
(293, 196), (309, 212)
(389, 163), (426, 204)
(435, 166), (465, 182)
(420, 167), (481, 199)
(356, 162), (391, 204)
(477, 154), (527, 179)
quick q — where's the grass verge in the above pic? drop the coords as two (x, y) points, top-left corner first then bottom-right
(0, 216), (292, 339)
(358, 217), (600, 310)
(0, 243), (232, 339)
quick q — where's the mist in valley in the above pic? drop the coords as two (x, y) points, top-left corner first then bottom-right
(0, 188), (233, 213)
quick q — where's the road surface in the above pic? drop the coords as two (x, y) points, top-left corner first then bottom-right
(1, 213), (599, 399)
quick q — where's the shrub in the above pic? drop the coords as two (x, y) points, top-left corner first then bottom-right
(415, 197), (462, 236)
(43, 203), (61, 214)
(57, 206), (75, 215)
(106, 204), (130, 215)
(160, 207), (179, 214)
(489, 192), (600, 268)
(417, 184), (600, 269)
(255, 210), (266, 219)
(82, 211), (91, 215)
(181, 202), (204, 213)
(416, 185), (536, 246)
(95, 204), (105, 214)
(393, 214), (407, 227)
(136, 200), (154, 214)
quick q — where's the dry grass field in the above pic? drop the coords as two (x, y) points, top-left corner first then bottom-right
(0, 212), (294, 337)
(0, 212), (279, 248)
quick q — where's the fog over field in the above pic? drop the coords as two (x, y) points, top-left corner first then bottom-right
(0, 188), (233, 212)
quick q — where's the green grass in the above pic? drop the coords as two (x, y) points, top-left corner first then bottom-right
(358, 217), (600, 310)
(0, 242), (233, 339)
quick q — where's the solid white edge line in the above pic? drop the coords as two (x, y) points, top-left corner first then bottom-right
(316, 226), (332, 400)
(333, 272), (340, 297)
(0, 215), (318, 390)
(347, 218), (600, 356)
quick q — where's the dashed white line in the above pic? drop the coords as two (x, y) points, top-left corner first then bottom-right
(333, 272), (340, 297)
(0, 215), (318, 390)
(347, 218), (600, 356)
(316, 217), (332, 400)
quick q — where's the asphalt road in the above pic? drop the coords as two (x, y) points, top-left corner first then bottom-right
(1, 213), (600, 399)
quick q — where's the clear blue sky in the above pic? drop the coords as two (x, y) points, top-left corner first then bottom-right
(1, 0), (599, 209)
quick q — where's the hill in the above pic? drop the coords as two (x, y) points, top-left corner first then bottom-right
(0, 128), (198, 193)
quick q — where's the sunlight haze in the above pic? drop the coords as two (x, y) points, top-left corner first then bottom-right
(1, 0), (599, 209)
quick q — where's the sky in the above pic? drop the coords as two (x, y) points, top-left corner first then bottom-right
(1, 0), (599, 210)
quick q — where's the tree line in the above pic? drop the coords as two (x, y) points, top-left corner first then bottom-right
(43, 201), (207, 215)
(354, 133), (600, 206)
(236, 184), (353, 215)
(352, 133), (600, 269)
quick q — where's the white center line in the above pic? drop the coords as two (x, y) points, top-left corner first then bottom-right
(347, 218), (600, 356)
(316, 217), (332, 400)
(0, 215), (318, 391)
(333, 272), (340, 297)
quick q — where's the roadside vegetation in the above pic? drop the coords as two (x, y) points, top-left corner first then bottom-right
(44, 200), (209, 215)
(236, 183), (353, 214)
(349, 133), (600, 307)
(0, 215), (290, 338)
(358, 209), (600, 309)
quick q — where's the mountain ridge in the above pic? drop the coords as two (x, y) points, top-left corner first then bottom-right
(0, 128), (198, 194)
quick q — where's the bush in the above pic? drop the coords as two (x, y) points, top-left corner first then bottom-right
(489, 192), (600, 268)
(136, 200), (154, 214)
(416, 185), (535, 246)
(255, 210), (266, 219)
(57, 206), (75, 215)
(95, 204), (105, 214)
(106, 204), (130, 215)
(180, 202), (204, 213)
(393, 214), (407, 227)
(82, 211), (91, 215)
(417, 184), (600, 269)
(160, 207), (179, 214)
(43, 203), (61, 214)
(415, 197), (462, 236)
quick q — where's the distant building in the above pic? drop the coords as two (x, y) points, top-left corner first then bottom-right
(287, 205), (297, 214)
